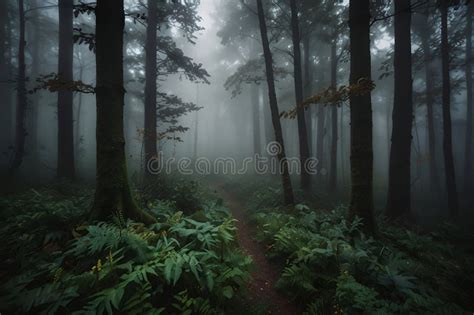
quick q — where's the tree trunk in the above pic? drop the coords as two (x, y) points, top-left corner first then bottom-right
(256, 0), (294, 205)
(144, 0), (158, 177)
(57, 0), (75, 179)
(0, 0), (12, 160)
(252, 85), (261, 156)
(194, 87), (199, 159)
(465, 1), (473, 207)
(9, 0), (27, 175)
(91, 0), (156, 225)
(289, 0), (310, 190)
(419, 11), (441, 194)
(28, 0), (40, 157)
(303, 35), (313, 156)
(75, 63), (84, 157)
(316, 106), (325, 181)
(440, 2), (459, 217)
(348, 0), (375, 233)
(329, 41), (338, 191)
(386, 0), (413, 218)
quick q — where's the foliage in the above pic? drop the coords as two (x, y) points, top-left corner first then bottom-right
(0, 184), (251, 314)
(139, 176), (206, 215)
(248, 192), (474, 314)
(280, 78), (376, 119)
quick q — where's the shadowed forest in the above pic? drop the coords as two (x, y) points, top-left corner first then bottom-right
(1, 0), (474, 314)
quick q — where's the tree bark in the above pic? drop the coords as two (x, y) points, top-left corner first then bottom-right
(290, 0), (310, 190)
(57, 0), (75, 179)
(440, 1), (459, 217)
(386, 0), (413, 218)
(144, 0), (158, 177)
(256, 0), (294, 205)
(91, 0), (156, 225)
(419, 11), (441, 194)
(9, 0), (27, 175)
(329, 41), (338, 191)
(348, 0), (375, 233)
(465, 1), (473, 207)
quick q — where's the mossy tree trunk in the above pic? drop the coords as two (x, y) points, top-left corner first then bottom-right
(91, 0), (156, 225)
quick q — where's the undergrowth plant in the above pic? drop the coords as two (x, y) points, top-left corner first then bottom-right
(246, 185), (474, 315)
(0, 185), (251, 314)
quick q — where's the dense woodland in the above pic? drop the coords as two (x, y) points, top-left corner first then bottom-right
(0, 0), (474, 314)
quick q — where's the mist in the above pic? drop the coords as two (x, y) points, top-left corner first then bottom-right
(0, 0), (473, 314)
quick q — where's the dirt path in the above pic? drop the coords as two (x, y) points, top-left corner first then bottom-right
(215, 184), (300, 315)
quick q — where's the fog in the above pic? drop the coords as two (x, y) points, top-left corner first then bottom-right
(0, 0), (473, 221)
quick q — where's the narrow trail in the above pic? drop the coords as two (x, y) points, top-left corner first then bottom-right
(214, 183), (300, 315)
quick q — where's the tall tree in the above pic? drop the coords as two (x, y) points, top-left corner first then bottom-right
(303, 35), (313, 156)
(27, 0), (41, 156)
(91, 0), (155, 224)
(465, 1), (473, 207)
(251, 85), (261, 156)
(9, 0), (27, 175)
(386, 0), (414, 218)
(144, 0), (158, 177)
(256, 0), (294, 205)
(57, 0), (75, 179)
(0, 0), (12, 159)
(440, 0), (459, 216)
(329, 40), (338, 191)
(348, 0), (375, 233)
(289, 0), (311, 190)
(418, 10), (441, 193)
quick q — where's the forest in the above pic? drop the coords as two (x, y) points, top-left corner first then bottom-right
(0, 0), (473, 314)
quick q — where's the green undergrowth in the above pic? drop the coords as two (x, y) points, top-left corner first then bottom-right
(226, 176), (474, 314)
(0, 179), (251, 314)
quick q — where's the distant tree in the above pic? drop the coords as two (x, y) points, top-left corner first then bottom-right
(57, 0), (75, 179)
(348, 0), (376, 233)
(9, 0), (27, 176)
(27, 0), (41, 157)
(90, 0), (155, 224)
(440, 0), (459, 217)
(413, 8), (441, 194)
(386, 0), (414, 219)
(289, 0), (310, 190)
(217, 1), (265, 156)
(256, 0), (294, 205)
(465, 1), (473, 208)
(144, 0), (159, 178)
(329, 40), (338, 191)
(0, 0), (12, 162)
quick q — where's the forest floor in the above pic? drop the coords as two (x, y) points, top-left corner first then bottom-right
(214, 182), (300, 315)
